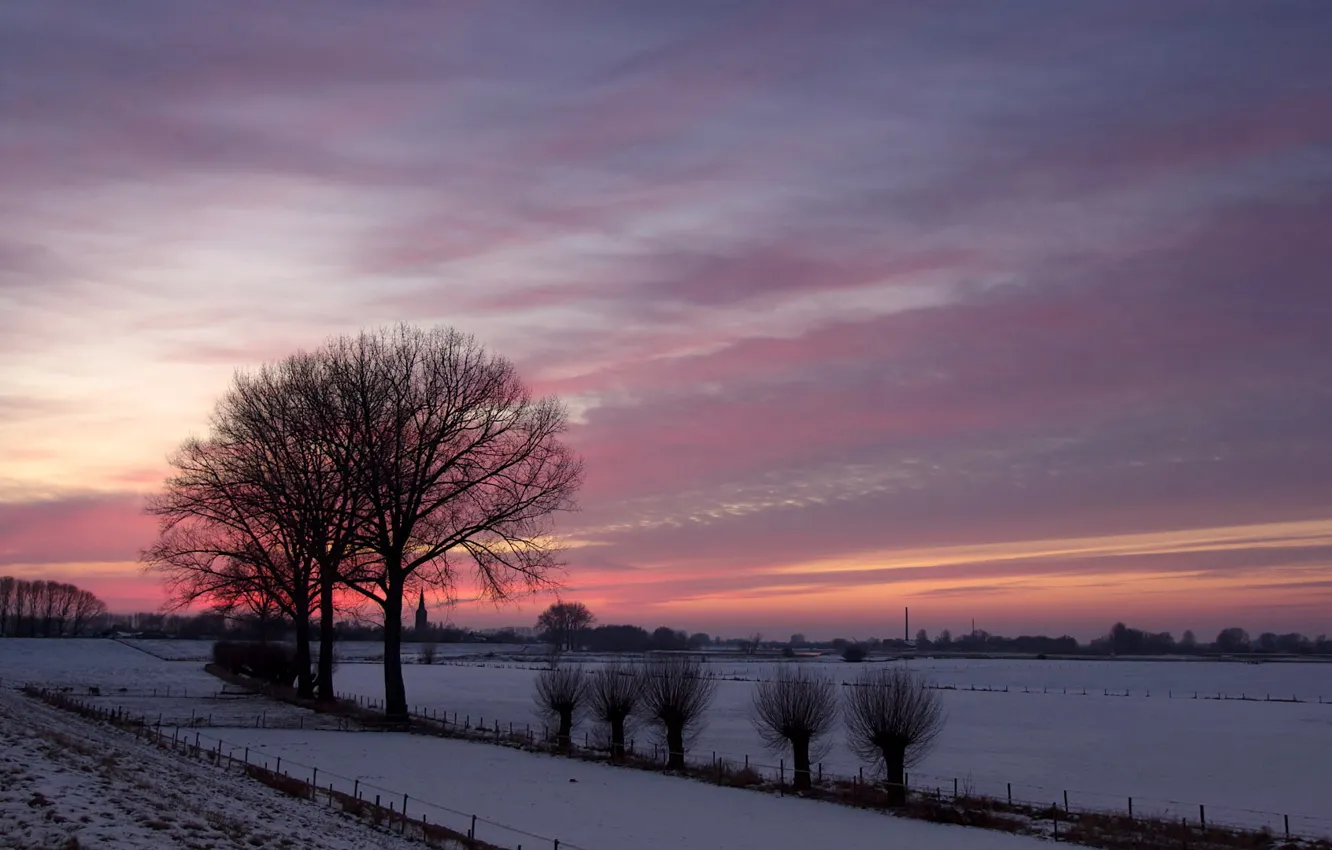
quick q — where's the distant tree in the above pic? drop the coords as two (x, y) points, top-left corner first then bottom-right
(934, 629), (951, 648)
(0, 576), (14, 636)
(588, 662), (642, 760)
(534, 662), (588, 751)
(585, 624), (651, 653)
(750, 666), (839, 791)
(1276, 633), (1312, 654)
(1215, 627), (1251, 653)
(537, 601), (595, 651)
(1179, 630), (1198, 652)
(649, 626), (689, 652)
(1253, 632), (1279, 653)
(419, 638), (438, 664)
(746, 632), (763, 655)
(845, 667), (945, 805)
(641, 656), (717, 769)
(687, 632), (712, 650)
(914, 629), (931, 649)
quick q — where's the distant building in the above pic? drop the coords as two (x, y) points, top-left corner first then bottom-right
(415, 591), (428, 633)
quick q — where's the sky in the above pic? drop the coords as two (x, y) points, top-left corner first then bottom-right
(2, 2), (1331, 641)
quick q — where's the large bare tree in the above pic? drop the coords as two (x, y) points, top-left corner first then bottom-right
(316, 326), (583, 719)
(844, 667), (944, 805)
(751, 666), (839, 791)
(145, 353), (360, 700)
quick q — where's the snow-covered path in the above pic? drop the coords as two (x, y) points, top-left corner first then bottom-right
(0, 687), (418, 850)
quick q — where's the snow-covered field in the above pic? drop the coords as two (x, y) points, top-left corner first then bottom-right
(7, 639), (1332, 844)
(1, 639), (1058, 850)
(331, 657), (1332, 834)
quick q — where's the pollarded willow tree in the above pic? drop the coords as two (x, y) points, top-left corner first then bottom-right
(751, 665), (839, 791)
(310, 326), (583, 719)
(844, 667), (944, 805)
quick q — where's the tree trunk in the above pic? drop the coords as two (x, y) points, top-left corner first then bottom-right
(884, 744), (907, 806)
(792, 735), (812, 791)
(293, 583), (314, 699)
(382, 576), (408, 720)
(316, 566), (336, 703)
(609, 716), (626, 760)
(293, 613), (313, 698)
(666, 724), (686, 770)
(557, 710), (573, 751)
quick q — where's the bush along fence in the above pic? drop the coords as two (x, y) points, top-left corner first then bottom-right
(321, 686), (1332, 850)
(21, 684), (592, 850)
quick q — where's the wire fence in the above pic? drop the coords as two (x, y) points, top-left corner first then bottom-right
(20, 676), (1332, 846)
(331, 686), (1332, 843)
(21, 684), (593, 850)
(406, 660), (1332, 705)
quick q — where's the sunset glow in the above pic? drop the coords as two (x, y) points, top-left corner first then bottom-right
(2, 2), (1330, 639)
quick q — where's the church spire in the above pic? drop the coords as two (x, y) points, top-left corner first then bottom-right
(415, 590), (428, 633)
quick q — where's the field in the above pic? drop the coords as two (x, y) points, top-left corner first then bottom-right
(3, 638), (1332, 848)
(324, 653), (1332, 833)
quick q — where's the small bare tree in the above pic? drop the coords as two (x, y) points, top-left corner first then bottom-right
(844, 667), (944, 805)
(419, 638), (438, 664)
(641, 656), (717, 769)
(534, 663), (588, 751)
(588, 662), (642, 760)
(751, 666), (839, 790)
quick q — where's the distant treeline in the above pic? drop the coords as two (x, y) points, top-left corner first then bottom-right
(100, 607), (1332, 660)
(913, 623), (1332, 657)
(0, 577), (107, 637)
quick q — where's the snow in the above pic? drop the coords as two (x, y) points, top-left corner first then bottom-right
(9, 639), (1332, 844)
(0, 686), (420, 850)
(216, 727), (1051, 850)
(332, 658), (1332, 832)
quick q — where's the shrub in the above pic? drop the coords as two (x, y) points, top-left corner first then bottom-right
(842, 644), (868, 663)
(213, 641), (299, 686)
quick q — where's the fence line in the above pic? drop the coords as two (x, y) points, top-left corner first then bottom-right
(22, 677), (1332, 844)
(21, 684), (592, 850)
(327, 685), (1332, 842)
(404, 660), (1332, 705)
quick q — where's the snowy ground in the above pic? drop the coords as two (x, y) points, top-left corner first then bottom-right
(2, 639), (1057, 850)
(215, 727), (1051, 850)
(0, 686), (420, 850)
(333, 659), (1332, 834)
(8, 640), (1332, 842)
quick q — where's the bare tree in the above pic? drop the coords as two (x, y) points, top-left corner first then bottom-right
(536, 601), (595, 651)
(0, 576), (14, 636)
(844, 667), (945, 805)
(751, 666), (839, 790)
(746, 632), (763, 656)
(69, 588), (107, 636)
(145, 352), (362, 701)
(318, 326), (583, 719)
(588, 661), (642, 760)
(533, 662), (588, 751)
(641, 656), (717, 769)
(419, 638), (438, 664)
